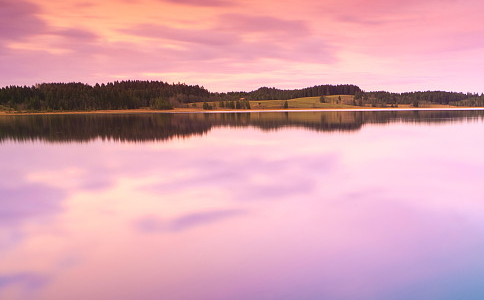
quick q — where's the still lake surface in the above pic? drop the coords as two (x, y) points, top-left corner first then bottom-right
(2, 110), (484, 300)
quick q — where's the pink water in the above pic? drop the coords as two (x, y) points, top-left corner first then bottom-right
(1, 112), (484, 300)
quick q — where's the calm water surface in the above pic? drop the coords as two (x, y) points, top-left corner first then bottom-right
(2, 110), (484, 300)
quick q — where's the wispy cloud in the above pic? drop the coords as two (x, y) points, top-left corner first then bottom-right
(0, 273), (49, 292)
(134, 209), (247, 232)
(157, 0), (235, 7)
(217, 14), (310, 36)
(2, 0), (484, 92)
(123, 24), (237, 45)
(0, 0), (46, 42)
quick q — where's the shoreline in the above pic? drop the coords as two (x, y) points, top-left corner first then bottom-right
(1, 105), (483, 116)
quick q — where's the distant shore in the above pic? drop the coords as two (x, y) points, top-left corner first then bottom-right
(1, 104), (481, 116)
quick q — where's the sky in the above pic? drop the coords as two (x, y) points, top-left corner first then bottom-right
(1, 0), (484, 93)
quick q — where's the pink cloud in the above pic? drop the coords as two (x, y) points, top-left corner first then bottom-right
(157, 0), (235, 7)
(326, 0), (484, 55)
(1, 0), (484, 92)
(217, 14), (310, 36)
(119, 14), (335, 65)
(52, 28), (100, 42)
(0, 0), (46, 41)
(326, 0), (463, 19)
(123, 24), (237, 46)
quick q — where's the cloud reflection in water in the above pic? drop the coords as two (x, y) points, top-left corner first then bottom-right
(2, 113), (484, 299)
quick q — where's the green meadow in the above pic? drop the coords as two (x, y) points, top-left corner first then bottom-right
(193, 95), (358, 110)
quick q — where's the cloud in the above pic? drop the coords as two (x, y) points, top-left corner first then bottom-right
(157, 0), (235, 7)
(217, 14), (310, 36)
(3, 0), (484, 92)
(326, 0), (451, 20)
(0, 1), (335, 87)
(52, 28), (100, 43)
(169, 209), (247, 231)
(123, 24), (237, 46)
(0, 2), (102, 84)
(0, 0), (46, 42)
(119, 15), (335, 65)
(301, 0), (484, 71)
(334, 14), (395, 26)
(122, 14), (312, 45)
(74, 2), (96, 8)
(0, 273), (49, 292)
(134, 209), (247, 232)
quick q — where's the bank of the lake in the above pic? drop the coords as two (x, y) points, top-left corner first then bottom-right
(0, 104), (471, 116)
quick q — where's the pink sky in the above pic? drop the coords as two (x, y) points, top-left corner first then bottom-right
(1, 0), (484, 93)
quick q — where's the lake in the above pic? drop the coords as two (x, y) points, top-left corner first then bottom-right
(2, 110), (484, 300)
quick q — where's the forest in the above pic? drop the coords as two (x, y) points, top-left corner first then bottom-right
(0, 80), (482, 112)
(355, 90), (483, 107)
(0, 81), (360, 112)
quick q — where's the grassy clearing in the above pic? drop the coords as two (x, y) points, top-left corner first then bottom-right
(189, 96), (457, 110)
(250, 96), (356, 109)
(188, 95), (357, 110)
(2, 96), (458, 115)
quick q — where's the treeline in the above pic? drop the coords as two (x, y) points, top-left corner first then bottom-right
(355, 90), (481, 107)
(211, 84), (361, 102)
(0, 81), (361, 112)
(249, 84), (361, 100)
(0, 81), (211, 111)
(1, 80), (483, 111)
(450, 94), (484, 107)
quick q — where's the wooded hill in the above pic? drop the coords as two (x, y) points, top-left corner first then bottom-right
(355, 90), (484, 107)
(0, 80), (482, 112)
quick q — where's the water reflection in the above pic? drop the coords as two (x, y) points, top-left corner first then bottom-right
(1, 109), (484, 143)
(2, 111), (484, 299)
